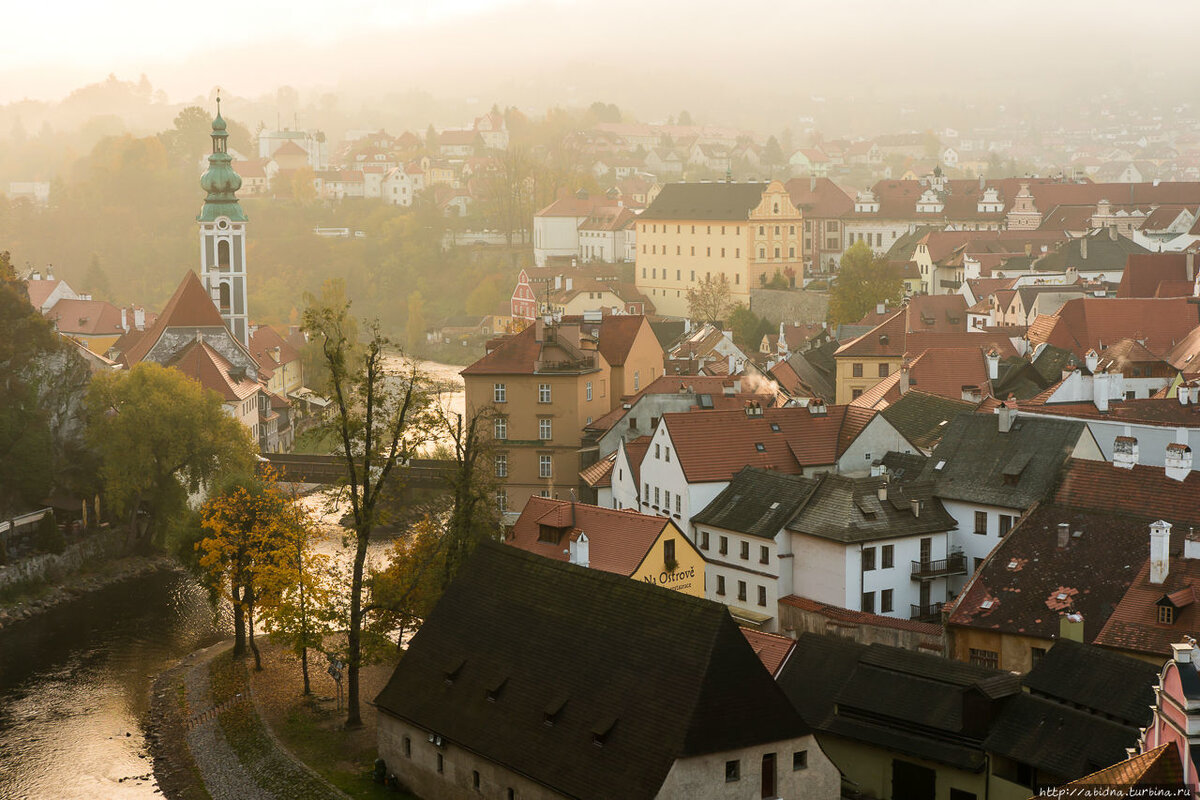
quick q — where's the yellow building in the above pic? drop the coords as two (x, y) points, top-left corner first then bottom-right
(635, 180), (803, 318)
(462, 315), (664, 512)
(507, 497), (705, 597)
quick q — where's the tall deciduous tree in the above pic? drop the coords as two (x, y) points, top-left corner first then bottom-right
(85, 362), (256, 543)
(302, 296), (432, 727)
(686, 273), (734, 324)
(827, 240), (904, 327)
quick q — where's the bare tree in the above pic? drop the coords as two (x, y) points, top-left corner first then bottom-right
(686, 273), (734, 324)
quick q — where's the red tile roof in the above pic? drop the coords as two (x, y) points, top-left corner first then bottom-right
(167, 339), (260, 402)
(249, 324), (302, 372)
(1026, 297), (1199, 358)
(123, 271), (226, 366)
(579, 453), (616, 488)
(739, 628), (796, 676)
(661, 404), (878, 482)
(595, 315), (651, 367)
(1055, 458), (1200, 530)
(779, 595), (943, 636)
(1116, 253), (1192, 298)
(1165, 325), (1200, 373)
(507, 497), (678, 577)
(782, 177), (854, 219)
(1024, 396), (1200, 428)
(45, 298), (125, 336)
(1094, 553), (1200, 658)
(25, 278), (62, 310)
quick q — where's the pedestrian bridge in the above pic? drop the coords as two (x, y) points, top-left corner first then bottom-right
(260, 453), (456, 489)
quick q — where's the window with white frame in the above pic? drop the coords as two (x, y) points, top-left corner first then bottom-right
(538, 383), (551, 403)
(539, 455), (552, 478)
(538, 419), (552, 440)
(494, 417), (507, 440)
(493, 383), (506, 403)
(586, 381), (592, 401)
(494, 453), (507, 477)
(496, 490), (507, 511)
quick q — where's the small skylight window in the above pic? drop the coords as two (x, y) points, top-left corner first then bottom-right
(1007, 560), (1019, 569)
(769, 501), (780, 510)
(755, 443), (766, 452)
(935, 460), (946, 471)
(1056, 593), (1068, 601)
(770, 423), (781, 432)
(938, 420), (948, 427)
(981, 600), (994, 609)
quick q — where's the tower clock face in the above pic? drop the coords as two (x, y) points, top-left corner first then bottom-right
(216, 217), (230, 231)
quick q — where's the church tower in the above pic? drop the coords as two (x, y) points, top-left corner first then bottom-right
(198, 97), (249, 347)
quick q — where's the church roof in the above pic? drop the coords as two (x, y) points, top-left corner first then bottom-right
(121, 271), (226, 366)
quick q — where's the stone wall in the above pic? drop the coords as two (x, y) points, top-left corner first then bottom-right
(750, 288), (829, 326)
(0, 528), (128, 592)
(779, 602), (948, 656)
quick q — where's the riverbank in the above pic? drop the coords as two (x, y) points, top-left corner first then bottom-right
(151, 638), (404, 800)
(0, 549), (180, 632)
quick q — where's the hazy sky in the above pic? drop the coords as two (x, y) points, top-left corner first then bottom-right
(5, 0), (1198, 118)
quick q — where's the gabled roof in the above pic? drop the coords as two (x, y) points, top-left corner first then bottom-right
(44, 298), (125, 336)
(25, 278), (64, 310)
(660, 404), (880, 483)
(122, 271), (225, 366)
(249, 324), (302, 372)
(1022, 639), (1157, 728)
(374, 542), (809, 799)
(739, 628), (795, 677)
(508, 497), (679, 577)
(946, 502), (1149, 644)
(691, 468), (818, 539)
(879, 390), (979, 452)
(166, 339), (260, 402)
(782, 177), (853, 218)
(852, 348), (994, 409)
(1059, 745), (1183, 793)
(595, 315), (651, 367)
(1117, 253), (1192, 298)
(778, 633), (1015, 771)
(786, 473), (955, 544)
(917, 413), (1087, 509)
(638, 182), (768, 221)
(1026, 296), (1198, 359)
(1032, 229), (1149, 272)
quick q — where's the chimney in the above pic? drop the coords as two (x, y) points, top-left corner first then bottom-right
(997, 400), (1017, 433)
(961, 384), (982, 402)
(1188, 252), (1196, 283)
(985, 348), (1000, 381)
(870, 461), (886, 479)
(1166, 443), (1193, 482)
(1171, 639), (1198, 664)
(1059, 612), (1084, 642)
(569, 532), (590, 568)
(877, 477), (888, 500)
(1093, 369), (1110, 413)
(876, 302), (886, 315)
(120, 307), (128, 332)
(1113, 436), (1138, 469)
(134, 307), (146, 330)
(899, 359), (911, 396)
(1185, 529), (1200, 561)
(910, 498), (921, 517)
(1057, 522), (1070, 550)
(31, 270), (41, 281)
(808, 397), (828, 415)
(46, 265), (54, 280)
(1084, 348), (1099, 373)
(1109, 225), (1118, 241)
(1150, 520), (1172, 584)
(1080, 235), (1088, 261)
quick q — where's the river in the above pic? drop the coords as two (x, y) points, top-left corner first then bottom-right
(0, 570), (226, 799)
(0, 360), (465, 800)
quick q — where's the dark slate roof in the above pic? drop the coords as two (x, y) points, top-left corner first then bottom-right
(984, 692), (1141, 781)
(638, 182), (768, 221)
(1022, 639), (1157, 728)
(649, 320), (686, 350)
(784, 350), (835, 402)
(785, 473), (956, 543)
(1032, 229), (1149, 273)
(691, 468), (818, 539)
(880, 451), (929, 482)
(879, 390), (977, 452)
(917, 412), (1086, 509)
(778, 634), (1017, 771)
(374, 543), (808, 799)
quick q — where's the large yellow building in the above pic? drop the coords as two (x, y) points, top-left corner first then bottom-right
(461, 314), (663, 512)
(635, 180), (803, 318)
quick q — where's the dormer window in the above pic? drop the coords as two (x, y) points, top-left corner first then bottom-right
(1158, 606), (1175, 624)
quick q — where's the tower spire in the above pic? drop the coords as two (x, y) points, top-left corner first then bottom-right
(198, 96), (250, 347)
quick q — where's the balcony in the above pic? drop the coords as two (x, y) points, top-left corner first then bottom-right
(910, 602), (945, 622)
(910, 553), (968, 581)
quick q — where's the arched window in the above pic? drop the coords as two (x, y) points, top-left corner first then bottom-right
(218, 282), (231, 312)
(217, 240), (231, 271)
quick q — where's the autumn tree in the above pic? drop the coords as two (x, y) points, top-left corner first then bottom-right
(686, 273), (734, 324)
(302, 295), (433, 727)
(827, 240), (904, 327)
(86, 362), (256, 543)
